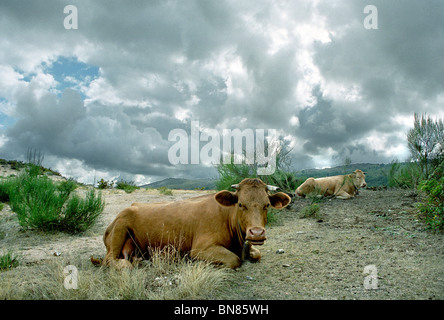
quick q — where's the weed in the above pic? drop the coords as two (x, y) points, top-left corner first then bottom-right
(417, 161), (444, 231)
(116, 180), (139, 193)
(97, 178), (114, 189)
(158, 186), (173, 196)
(267, 208), (282, 226)
(0, 250), (19, 271)
(299, 203), (322, 220)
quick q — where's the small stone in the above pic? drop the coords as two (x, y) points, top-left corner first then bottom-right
(246, 276), (254, 280)
(53, 251), (61, 256)
(276, 249), (285, 254)
(282, 264), (291, 267)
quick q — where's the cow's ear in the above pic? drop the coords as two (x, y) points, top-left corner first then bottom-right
(215, 190), (238, 207)
(269, 192), (291, 209)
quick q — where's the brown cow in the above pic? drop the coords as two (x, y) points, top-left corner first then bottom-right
(295, 169), (367, 200)
(95, 178), (291, 269)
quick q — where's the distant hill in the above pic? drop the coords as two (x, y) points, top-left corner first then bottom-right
(1, 157), (396, 190)
(142, 163), (397, 190)
(141, 178), (218, 190)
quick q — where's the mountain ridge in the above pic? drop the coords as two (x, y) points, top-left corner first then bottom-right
(143, 162), (398, 190)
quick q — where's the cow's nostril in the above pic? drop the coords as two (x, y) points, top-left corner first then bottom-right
(246, 227), (266, 244)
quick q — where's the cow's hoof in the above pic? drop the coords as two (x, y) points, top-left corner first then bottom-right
(110, 259), (133, 270)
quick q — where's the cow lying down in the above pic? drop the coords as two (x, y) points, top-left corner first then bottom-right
(92, 178), (291, 269)
(296, 169), (367, 200)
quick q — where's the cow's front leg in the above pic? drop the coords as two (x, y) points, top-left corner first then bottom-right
(191, 245), (241, 269)
(335, 190), (353, 200)
(241, 241), (261, 262)
(249, 245), (261, 261)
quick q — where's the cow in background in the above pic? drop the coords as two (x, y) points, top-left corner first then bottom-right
(296, 169), (367, 200)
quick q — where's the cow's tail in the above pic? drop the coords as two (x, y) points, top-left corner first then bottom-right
(90, 255), (103, 266)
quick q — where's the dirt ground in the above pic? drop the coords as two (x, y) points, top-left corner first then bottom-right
(1, 171), (443, 299)
(226, 188), (444, 300)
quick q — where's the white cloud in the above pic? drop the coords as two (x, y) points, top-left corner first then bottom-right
(0, 0), (443, 182)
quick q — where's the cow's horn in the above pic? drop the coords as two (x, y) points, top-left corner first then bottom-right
(266, 185), (279, 191)
(231, 184), (240, 190)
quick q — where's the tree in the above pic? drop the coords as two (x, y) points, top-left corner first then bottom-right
(407, 113), (444, 178)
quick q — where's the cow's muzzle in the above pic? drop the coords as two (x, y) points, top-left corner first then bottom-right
(246, 227), (266, 245)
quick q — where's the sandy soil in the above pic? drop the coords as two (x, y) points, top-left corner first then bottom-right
(0, 187), (208, 265)
(1, 167), (443, 299)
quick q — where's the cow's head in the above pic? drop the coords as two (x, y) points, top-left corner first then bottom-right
(215, 178), (291, 245)
(351, 169), (367, 189)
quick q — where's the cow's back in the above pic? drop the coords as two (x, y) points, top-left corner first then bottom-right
(314, 176), (344, 195)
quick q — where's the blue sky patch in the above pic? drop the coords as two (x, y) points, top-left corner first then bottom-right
(0, 98), (16, 129)
(44, 56), (99, 98)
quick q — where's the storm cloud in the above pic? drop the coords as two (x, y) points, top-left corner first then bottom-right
(0, 0), (443, 184)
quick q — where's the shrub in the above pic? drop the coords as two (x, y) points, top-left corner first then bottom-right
(387, 160), (423, 189)
(215, 160), (301, 195)
(260, 169), (302, 194)
(266, 208), (283, 226)
(158, 186), (173, 196)
(56, 178), (78, 194)
(116, 180), (139, 193)
(4, 171), (104, 234)
(407, 113), (443, 179)
(417, 161), (444, 231)
(0, 178), (15, 202)
(60, 189), (105, 233)
(9, 174), (69, 231)
(215, 162), (254, 191)
(97, 178), (114, 189)
(299, 203), (322, 220)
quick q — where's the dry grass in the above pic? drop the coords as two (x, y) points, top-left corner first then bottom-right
(0, 247), (230, 300)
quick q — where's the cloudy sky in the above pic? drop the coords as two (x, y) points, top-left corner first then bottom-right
(1, 0), (443, 185)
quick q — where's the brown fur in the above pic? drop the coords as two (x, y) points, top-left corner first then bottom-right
(97, 178), (291, 269)
(296, 169), (367, 200)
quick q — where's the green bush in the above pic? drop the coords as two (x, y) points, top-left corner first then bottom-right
(299, 203), (322, 220)
(60, 189), (105, 233)
(215, 160), (301, 194)
(215, 162), (254, 191)
(0, 178), (13, 202)
(418, 161), (444, 231)
(116, 180), (139, 193)
(387, 160), (423, 189)
(3, 170), (104, 234)
(158, 186), (173, 196)
(56, 178), (78, 194)
(260, 169), (302, 194)
(97, 178), (114, 189)
(266, 208), (280, 226)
